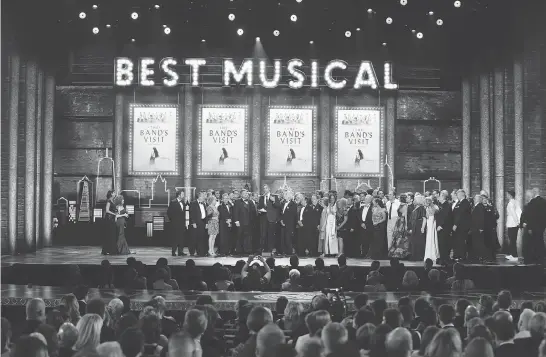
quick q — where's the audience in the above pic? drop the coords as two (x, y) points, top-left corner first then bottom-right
(72, 314), (103, 355)
(386, 327), (413, 357)
(464, 337), (494, 357)
(58, 322), (78, 357)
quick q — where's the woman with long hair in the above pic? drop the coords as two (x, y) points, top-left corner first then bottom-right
(367, 198), (387, 260)
(278, 301), (305, 331)
(318, 196), (329, 255)
(206, 195), (219, 257)
(73, 314), (103, 354)
(388, 194), (410, 259)
(113, 195), (131, 255)
(336, 198), (349, 255)
(424, 328), (462, 357)
(323, 193), (339, 256)
(102, 190), (118, 255)
(59, 293), (81, 325)
(409, 195), (427, 261)
(424, 196), (440, 262)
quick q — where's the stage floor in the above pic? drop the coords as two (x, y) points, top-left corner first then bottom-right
(1, 246), (522, 268)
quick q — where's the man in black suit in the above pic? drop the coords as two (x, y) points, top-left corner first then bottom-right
(436, 190), (453, 264)
(493, 311), (517, 357)
(167, 189), (188, 256)
(218, 193), (233, 256)
(345, 194), (361, 258)
(470, 194), (487, 262)
(257, 184), (281, 254)
(521, 188), (546, 264)
(189, 191), (207, 256)
(233, 189), (257, 255)
(295, 193), (307, 256)
(279, 191), (298, 256)
(301, 194), (323, 256)
(357, 194), (374, 258)
(452, 189), (472, 261)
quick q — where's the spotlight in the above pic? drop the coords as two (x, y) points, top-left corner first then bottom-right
(428, 11), (434, 15)
(92, 27), (99, 34)
(400, 0), (407, 5)
(436, 19), (443, 26)
(79, 12), (86, 19)
(309, 40), (314, 44)
(164, 27), (171, 34)
(154, 4), (160, 9)
(202, 39), (206, 42)
(131, 38), (135, 42)
(411, 29), (416, 33)
(228, 13), (235, 21)
(367, 8), (373, 13)
(356, 28), (361, 31)
(106, 24), (111, 28)
(382, 42), (387, 46)
(237, 28), (244, 35)
(131, 12), (139, 19)
(345, 31), (351, 37)
(296, 0), (302, 2)
(92, 4), (98, 9)
(290, 14), (297, 21)
(416, 32), (423, 39)
(386, 17), (393, 24)
(163, 24), (167, 27)
(273, 30), (280, 36)
(454, 0), (461, 7)
(256, 37), (260, 41)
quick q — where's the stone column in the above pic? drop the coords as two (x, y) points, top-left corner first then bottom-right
(24, 60), (37, 251)
(480, 73), (491, 194)
(494, 67), (505, 247)
(385, 96), (396, 193)
(462, 78), (471, 195)
(319, 90), (331, 183)
(114, 92), (123, 194)
(42, 73), (55, 247)
(7, 54), (20, 254)
(514, 59), (524, 207)
(183, 86), (194, 190)
(251, 89), (262, 191)
(35, 69), (44, 248)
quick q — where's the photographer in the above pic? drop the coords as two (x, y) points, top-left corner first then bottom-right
(241, 255), (271, 291)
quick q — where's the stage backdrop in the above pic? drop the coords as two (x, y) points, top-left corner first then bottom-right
(198, 105), (249, 176)
(335, 107), (384, 177)
(266, 106), (317, 176)
(128, 104), (179, 176)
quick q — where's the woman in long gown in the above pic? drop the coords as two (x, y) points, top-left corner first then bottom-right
(388, 196), (411, 259)
(102, 191), (118, 255)
(409, 195), (427, 261)
(367, 198), (387, 260)
(206, 195), (220, 257)
(113, 195), (131, 255)
(323, 193), (339, 257)
(336, 198), (350, 255)
(424, 196), (440, 262)
(318, 197), (329, 255)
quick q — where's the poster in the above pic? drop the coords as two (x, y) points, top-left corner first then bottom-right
(198, 105), (248, 175)
(335, 107), (384, 177)
(129, 104), (179, 175)
(267, 106), (316, 176)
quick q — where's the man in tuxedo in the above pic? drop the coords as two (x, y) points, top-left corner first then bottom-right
(258, 184), (281, 254)
(520, 188), (546, 264)
(295, 194), (308, 256)
(302, 194), (323, 256)
(233, 189), (257, 255)
(436, 190), (453, 264)
(358, 195), (374, 257)
(345, 194), (360, 258)
(167, 189), (188, 256)
(386, 191), (400, 251)
(470, 194), (487, 262)
(218, 193), (233, 256)
(452, 189), (472, 261)
(189, 191), (207, 256)
(279, 191), (298, 256)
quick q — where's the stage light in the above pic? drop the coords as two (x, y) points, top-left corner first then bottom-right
(382, 42), (387, 46)
(386, 17), (393, 24)
(92, 4), (98, 9)
(237, 28), (244, 35)
(416, 32), (423, 39)
(354, 61), (377, 90)
(92, 27), (99, 34)
(296, 0), (302, 2)
(454, 0), (461, 7)
(356, 28), (361, 31)
(131, 38), (135, 42)
(202, 39), (206, 42)
(79, 12), (86, 19)
(411, 29), (416, 33)
(259, 60), (281, 88)
(256, 37), (260, 41)
(131, 12), (139, 19)
(436, 19), (443, 26)
(383, 62), (398, 89)
(223, 59), (253, 86)
(345, 31), (351, 38)
(163, 24), (167, 27)
(154, 4), (160, 9)
(400, 0), (407, 5)
(106, 24), (111, 28)
(164, 27), (171, 34)
(367, 8), (373, 13)
(309, 40), (314, 44)
(290, 14), (297, 22)
(273, 30), (280, 36)
(139, 58), (155, 86)
(324, 60), (347, 90)
(161, 57), (178, 86)
(310, 60), (319, 88)
(186, 58), (206, 86)
(115, 58), (134, 86)
(228, 13), (235, 21)
(287, 59), (305, 89)
(428, 11), (434, 15)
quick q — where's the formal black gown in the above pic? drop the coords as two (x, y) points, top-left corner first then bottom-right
(409, 206), (427, 261)
(102, 199), (118, 255)
(116, 207), (131, 255)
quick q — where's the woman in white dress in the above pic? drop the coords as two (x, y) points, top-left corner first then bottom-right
(323, 193), (339, 256)
(424, 196), (440, 262)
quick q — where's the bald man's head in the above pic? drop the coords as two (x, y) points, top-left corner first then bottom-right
(256, 323), (285, 357)
(168, 331), (198, 357)
(26, 298), (46, 322)
(386, 327), (413, 357)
